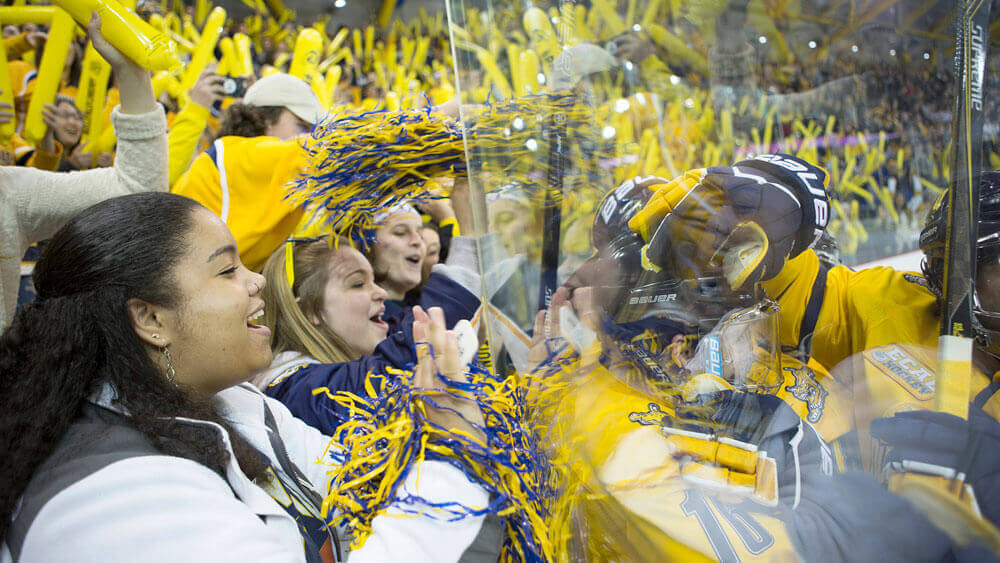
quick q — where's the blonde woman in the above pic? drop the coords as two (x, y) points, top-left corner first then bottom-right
(253, 236), (482, 433)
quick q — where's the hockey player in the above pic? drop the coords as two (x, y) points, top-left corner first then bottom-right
(625, 156), (1000, 539)
(526, 174), (983, 561)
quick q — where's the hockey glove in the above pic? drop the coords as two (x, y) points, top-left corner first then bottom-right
(870, 407), (1000, 528)
(665, 388), (834, 508)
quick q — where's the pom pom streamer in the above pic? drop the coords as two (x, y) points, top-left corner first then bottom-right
(320, 359), (561, 561)
(466, 92), (615, 195)
(288, 106), (466, 252)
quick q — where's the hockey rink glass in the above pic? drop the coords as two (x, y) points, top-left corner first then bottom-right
(442, 0), (993, 558)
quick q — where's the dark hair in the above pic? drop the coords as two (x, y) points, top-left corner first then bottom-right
(0, 192), (269, 541)
(216, 103), (285, 139)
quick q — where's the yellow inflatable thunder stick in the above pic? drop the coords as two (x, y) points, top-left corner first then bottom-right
(289, 28), (328, 107)
(180, 6), (226, 92)
(182, 18), (200, 44)
(377, 0), (394, 27)
(151, 70), (180, 99)
(0, 5), (56, 142)
(164, 12), (181, 33)
(22, 9), (74, 144)
(232, 33), (254, 77)
(217, 37), (238, 76)
(289, 28), (322, 82)
(523, 7), (562, 84)
(0, 6), (56, 25)
(326, 28), (349, 59)
(364, 26), (375, 65)
(194, 0), (210, 26)
(53, 0), (180, 72)
(0, 38), (12, 143)
(76, 42), (111, 139)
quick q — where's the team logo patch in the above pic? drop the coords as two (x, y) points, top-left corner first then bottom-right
(629, 402), (669, 426)
(783, 366), (827, 423)
(903, 273), (931, 290)
(866, 345), (935, 400)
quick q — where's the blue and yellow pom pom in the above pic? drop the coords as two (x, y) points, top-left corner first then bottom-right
(289, 106), (466, 252)
(319, 359), (559, 561)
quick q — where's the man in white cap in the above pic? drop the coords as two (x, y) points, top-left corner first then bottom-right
(173, 74), (326, 271)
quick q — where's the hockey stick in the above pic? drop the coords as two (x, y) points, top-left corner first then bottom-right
(936, 0), (992, 418)
(539, 113), (567, 330)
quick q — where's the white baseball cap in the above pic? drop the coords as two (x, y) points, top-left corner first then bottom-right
(243, 73), (324, 125)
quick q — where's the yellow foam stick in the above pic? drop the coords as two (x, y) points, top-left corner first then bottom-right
(412, 37), (430, 72)
(384, 91), (401, 111)
(364, 26), (374, 64)
(148, 12), (164, 31)
(273, 52), (290, 71)
(215, 55), (230, 77)
(507, 44), (524, 94)
(327, 28), (349, 58)
(23, 8), (74, 144)
(0, 6), (54, 25)
(312, 73), (330, 110)
(289, 28), (323, 84)
(523, 7), (561, 76)
(573, 4), (595, 41)
(625, 0), (638, 31)
(54, 0), (180, 72)
(150, 70), (173, 98)
(646, 24), (709, 77)
(180, 6), (225, 92)
(194, 0), (209, 26)
(352, 29), (362, 65)
(76, 42), (111, 139)
(824, 115), (836, 138)
(324, 65), (341, 100)
(0, 37), (13, 143)
(165, 12), (180, 33)
(165, 29), (194, 53)
(878, 182), (899, 224)
(399, 37), (415, 69)
(384, 39), (397, 77)
(217, 37), (237, 76)
(373, 62), (388, 92)
(519, 50), (541, 93)
(641, 0), (662, 27)
(590, 0), (626, 36)
(182, 18), (200, 44)
(233, 33), (253, 77)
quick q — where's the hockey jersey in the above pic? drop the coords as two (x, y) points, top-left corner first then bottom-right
(761, 251), (994, 472)
(538, 340), (853, 561)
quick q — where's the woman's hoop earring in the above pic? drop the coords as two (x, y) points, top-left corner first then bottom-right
(162, 345), (177, 384)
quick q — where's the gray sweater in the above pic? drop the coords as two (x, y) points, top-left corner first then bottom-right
(0, 105), (168, 330)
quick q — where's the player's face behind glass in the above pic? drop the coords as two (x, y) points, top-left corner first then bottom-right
(373, 213), (426, 300)
(313, 245), (389, 359)
(144, 208), (273, 396)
